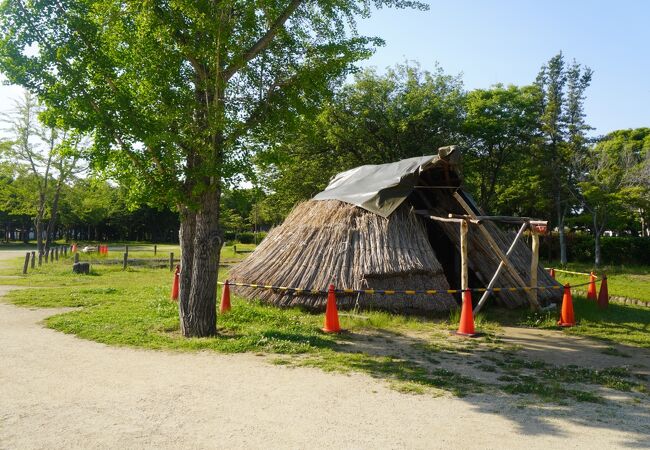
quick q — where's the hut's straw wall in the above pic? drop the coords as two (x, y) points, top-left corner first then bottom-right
(229, 200), (456, 312)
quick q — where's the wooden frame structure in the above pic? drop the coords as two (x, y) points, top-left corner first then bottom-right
(419, 192), (548, 315)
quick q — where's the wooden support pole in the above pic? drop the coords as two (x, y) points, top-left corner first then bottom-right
(38, 252), (43, 266)
(55, 246), (59, 261)
(169, 252), (174, 271)
(460, 219), (469, 292)
(530, 231), (540, 306)
(23, 252), (30, 274)
(30, 251), (35, 269)
(122, 252), (128, 270)
(154, 245), (157, 256)
(473, 222), (528, 316)
(453, 192), (541, 312)
(74, 253), (79, 263)
(125, 245), (129, 257)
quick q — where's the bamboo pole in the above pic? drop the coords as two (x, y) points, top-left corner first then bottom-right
(453, 192), (541, 312)
(460, 220), (468, 292)
(473, 222), (528, 315)
(530, 231), (540, 306)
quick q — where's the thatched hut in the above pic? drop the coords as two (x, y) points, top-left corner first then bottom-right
(229, 146), (562, 314)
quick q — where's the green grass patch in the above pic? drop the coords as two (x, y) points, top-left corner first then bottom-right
(545, 261), (650, 301)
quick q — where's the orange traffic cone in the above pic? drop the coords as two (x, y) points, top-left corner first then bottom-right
(219, 280), (231, 313)
(558, 284), (576, 327)
(549, 268), (556, 279)
(456, 290), (477, 336)
(322, 284), (341, 333)
(587, 272), (597, 300)
(597, 275), (609, 309)
(170, 265), (180, 301)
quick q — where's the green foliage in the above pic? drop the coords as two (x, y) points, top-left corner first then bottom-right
(462, 84), (546, 215)
(0, 0), (427, 209)
(257, 63), (466, 216)
(542, 235), (650, 265)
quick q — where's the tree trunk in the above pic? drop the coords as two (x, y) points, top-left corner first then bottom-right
(178, 189), (223, 337)
(45, 184), (63, 249)
(594, 227), (602, 268)
(555, 191), (567, 266)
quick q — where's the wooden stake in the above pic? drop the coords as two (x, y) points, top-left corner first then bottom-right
(38, 252), (43, 266)
(154, 244), (157, 256)
(23, 252), (30, 274)
(74, 252), (79, 264)
(30, 251), (35, 269)
(169, 252), (174, 271)
(123, 252), (128, 270)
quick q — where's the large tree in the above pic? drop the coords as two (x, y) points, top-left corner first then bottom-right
(535, 53), (592, 265)
(462, 84), (544, 214)
(0, 0), (426, 336)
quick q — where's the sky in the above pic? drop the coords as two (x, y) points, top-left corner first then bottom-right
(1, 0), (648, 136)
(354, 0), (649, 136)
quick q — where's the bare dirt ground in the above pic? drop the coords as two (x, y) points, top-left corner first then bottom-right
(0, 251), (649, 449)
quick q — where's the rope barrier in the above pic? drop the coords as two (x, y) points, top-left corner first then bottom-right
(217, 280), (580, 296)
(545, 267), (597, 278)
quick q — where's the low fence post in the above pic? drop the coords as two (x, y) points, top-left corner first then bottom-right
(64, 246), (68, 258)
(38, 252), (43, 266)
(154, 244), (157, 256)
(123, 252), (128, 270)
(169, 252), (174, 271)
(125, 245), (129, 258)
(23, 252), (30, 274)
(30, 251), (35, 269)
(55, 246), (59, 261)
(45, 249), (49, 263)
(74, 252), (79, 264)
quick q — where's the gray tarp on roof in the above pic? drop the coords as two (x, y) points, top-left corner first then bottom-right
(313, 146), (458, 217)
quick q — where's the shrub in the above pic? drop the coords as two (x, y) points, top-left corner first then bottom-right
(541, 234), (650, 265)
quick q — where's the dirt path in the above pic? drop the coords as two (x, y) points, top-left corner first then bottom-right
(0, 251), (649, 449)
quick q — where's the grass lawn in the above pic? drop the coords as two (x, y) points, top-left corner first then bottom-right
(544, 261), (650, 302)
(0, 248), (648, 403)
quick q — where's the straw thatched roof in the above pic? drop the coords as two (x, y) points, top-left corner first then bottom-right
(229, 147), (563, 314)
(228, 200), (457, 313)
